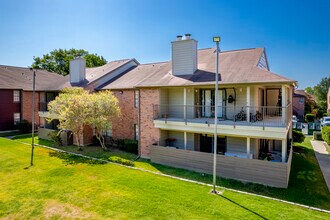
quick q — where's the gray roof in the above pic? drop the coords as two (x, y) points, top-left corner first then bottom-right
(101, 48), (296, 90)
(47, 59), (134, 91)
(0, 65), (64, 91)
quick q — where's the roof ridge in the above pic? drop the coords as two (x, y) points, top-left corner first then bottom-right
(0, 65), (30, 69)
(219, 48), (261, 53)
(139, 61), (169, 66)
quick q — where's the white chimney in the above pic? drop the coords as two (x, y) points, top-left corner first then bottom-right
(70, 57), (86, 84)
(171, 34), (197, 76)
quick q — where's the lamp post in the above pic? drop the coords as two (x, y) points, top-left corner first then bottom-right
(212, 36), (221, 194)
(29, 68), (36, 166)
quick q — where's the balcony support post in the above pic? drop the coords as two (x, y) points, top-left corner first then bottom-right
(281, 85), (287, 125)
(282, 139), (287, 163)
(184, 88), (187, 123)
(246, 86), (250, 123)
(184, 132), (187, 150)
(247, 137), (251, 158)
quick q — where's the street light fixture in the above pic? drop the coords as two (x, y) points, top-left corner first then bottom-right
(29, 68), (36, 166)
(212, 36), (221, 194)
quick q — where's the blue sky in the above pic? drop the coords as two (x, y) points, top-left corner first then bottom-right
(0, 0), (329, 89)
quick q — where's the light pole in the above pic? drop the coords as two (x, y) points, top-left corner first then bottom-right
(29, 68), (36, 166)
(212, 36), (221, 194)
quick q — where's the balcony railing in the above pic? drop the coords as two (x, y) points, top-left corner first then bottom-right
(153, 104), (292, 128)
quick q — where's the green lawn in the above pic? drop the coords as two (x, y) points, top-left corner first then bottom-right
(11, 134), (330, 210)
(0, 138), (328, 219)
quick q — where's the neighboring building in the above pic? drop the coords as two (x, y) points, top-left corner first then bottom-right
(0, 65), (63, 131)
(292, 89), (306, 120)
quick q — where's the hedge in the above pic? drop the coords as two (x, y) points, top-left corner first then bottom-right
(305, 113), (315, 123)
(117, 139), (138, 154)
(293, 130), (305, 143)
(322, 126), (330, 145)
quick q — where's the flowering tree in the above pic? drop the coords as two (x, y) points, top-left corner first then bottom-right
(48, 88), (90, 150)
(48, 88), (120, 151)
(88, 91), (120, 150)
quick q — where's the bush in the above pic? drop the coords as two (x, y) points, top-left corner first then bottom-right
(48, 131), (62, 147)
(109, 156), (134, 166)
(322, 126), (330, 145)
(17, 120), (31, 133)
(305, 113), (315, 123)
(293, 130), (305, 143)
(117, 139), (138, 154)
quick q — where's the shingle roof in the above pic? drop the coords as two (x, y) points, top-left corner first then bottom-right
(46, 59), (134, 91)
(101, 48), (295, 89)
(0, 65), (64, 91)
(293, 89), (306, 97)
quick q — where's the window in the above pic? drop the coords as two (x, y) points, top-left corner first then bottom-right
(13, 90), (20, 102)
(13, 113), (20, 125)
(103, 124), (113, 137)
(134, 124), (139, 141)
(299, 97), (304, 104)
(134, 90), (139, 108)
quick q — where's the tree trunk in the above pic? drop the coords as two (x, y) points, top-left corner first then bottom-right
(96, 132), (107, 151)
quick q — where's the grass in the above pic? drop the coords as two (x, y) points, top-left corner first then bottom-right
(0, 138), (329, 219)
(12, 134), (330, 210)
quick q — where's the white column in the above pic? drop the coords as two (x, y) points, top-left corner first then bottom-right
(281, 85), (286, 124)
(282, 139), (287, 163)
(247, 137), (251, 158)
(184, 132), (187, 150)
(246, 86), (250, 122)
(183, 88), (187, 120)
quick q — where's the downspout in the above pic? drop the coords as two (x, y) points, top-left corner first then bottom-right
(138, 88), (141, 157)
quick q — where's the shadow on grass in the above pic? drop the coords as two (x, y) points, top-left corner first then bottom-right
(137, 143), (330, 210)
(219, 194), (268, 220)
(49, 151), (106, 166)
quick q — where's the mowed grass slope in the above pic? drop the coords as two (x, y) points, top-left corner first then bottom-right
(0, 138), (328, 219)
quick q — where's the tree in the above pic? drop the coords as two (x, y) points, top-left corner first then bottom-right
(48, 88), (91, 150)
(88, 91), (120, 150)
(305, 86), (314, 95)
(32, 49), (107, 76)
(314, 77), (330, 112)
(48, 88), (120, 151)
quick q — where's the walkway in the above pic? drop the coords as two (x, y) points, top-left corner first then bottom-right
(310, 140), (330, 192)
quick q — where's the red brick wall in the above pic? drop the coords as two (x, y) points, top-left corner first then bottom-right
(21, 91), (41, 127)
(140, 88), (160, 158)
(292, 96), (305, 118)
(112, 90), (139, 140)
(0, 90), (21, 131)
(73, 125), (93, 146)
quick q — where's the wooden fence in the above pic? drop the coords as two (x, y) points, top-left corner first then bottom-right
(150, 146), (292, 188)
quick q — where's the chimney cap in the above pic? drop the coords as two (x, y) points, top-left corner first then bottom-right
(185, 34), (191, 40)
(176, 35), (183, 40)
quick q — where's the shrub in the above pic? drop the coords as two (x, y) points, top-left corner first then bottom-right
(117, 139), (138, 154)
(17, 120), (31, 133)
(322, 126), (330, 145)
(109, 156), (134, 166)
(48, 131), (62, 147)
(305, 113), (315, 123)
(293, 130), (305, 143)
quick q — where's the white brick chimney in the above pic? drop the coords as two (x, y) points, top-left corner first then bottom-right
(70, 57), (86, 84)
(171, 34), (198, 76)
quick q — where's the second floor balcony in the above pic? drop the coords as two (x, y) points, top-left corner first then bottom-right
(153, 104), (292, 129)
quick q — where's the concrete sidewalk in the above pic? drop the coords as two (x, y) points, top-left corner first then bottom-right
(310, 140), (330, 192)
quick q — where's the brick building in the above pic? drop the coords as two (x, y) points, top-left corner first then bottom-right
(3, 34), (297, 187)
(0, 65), (63, 131)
